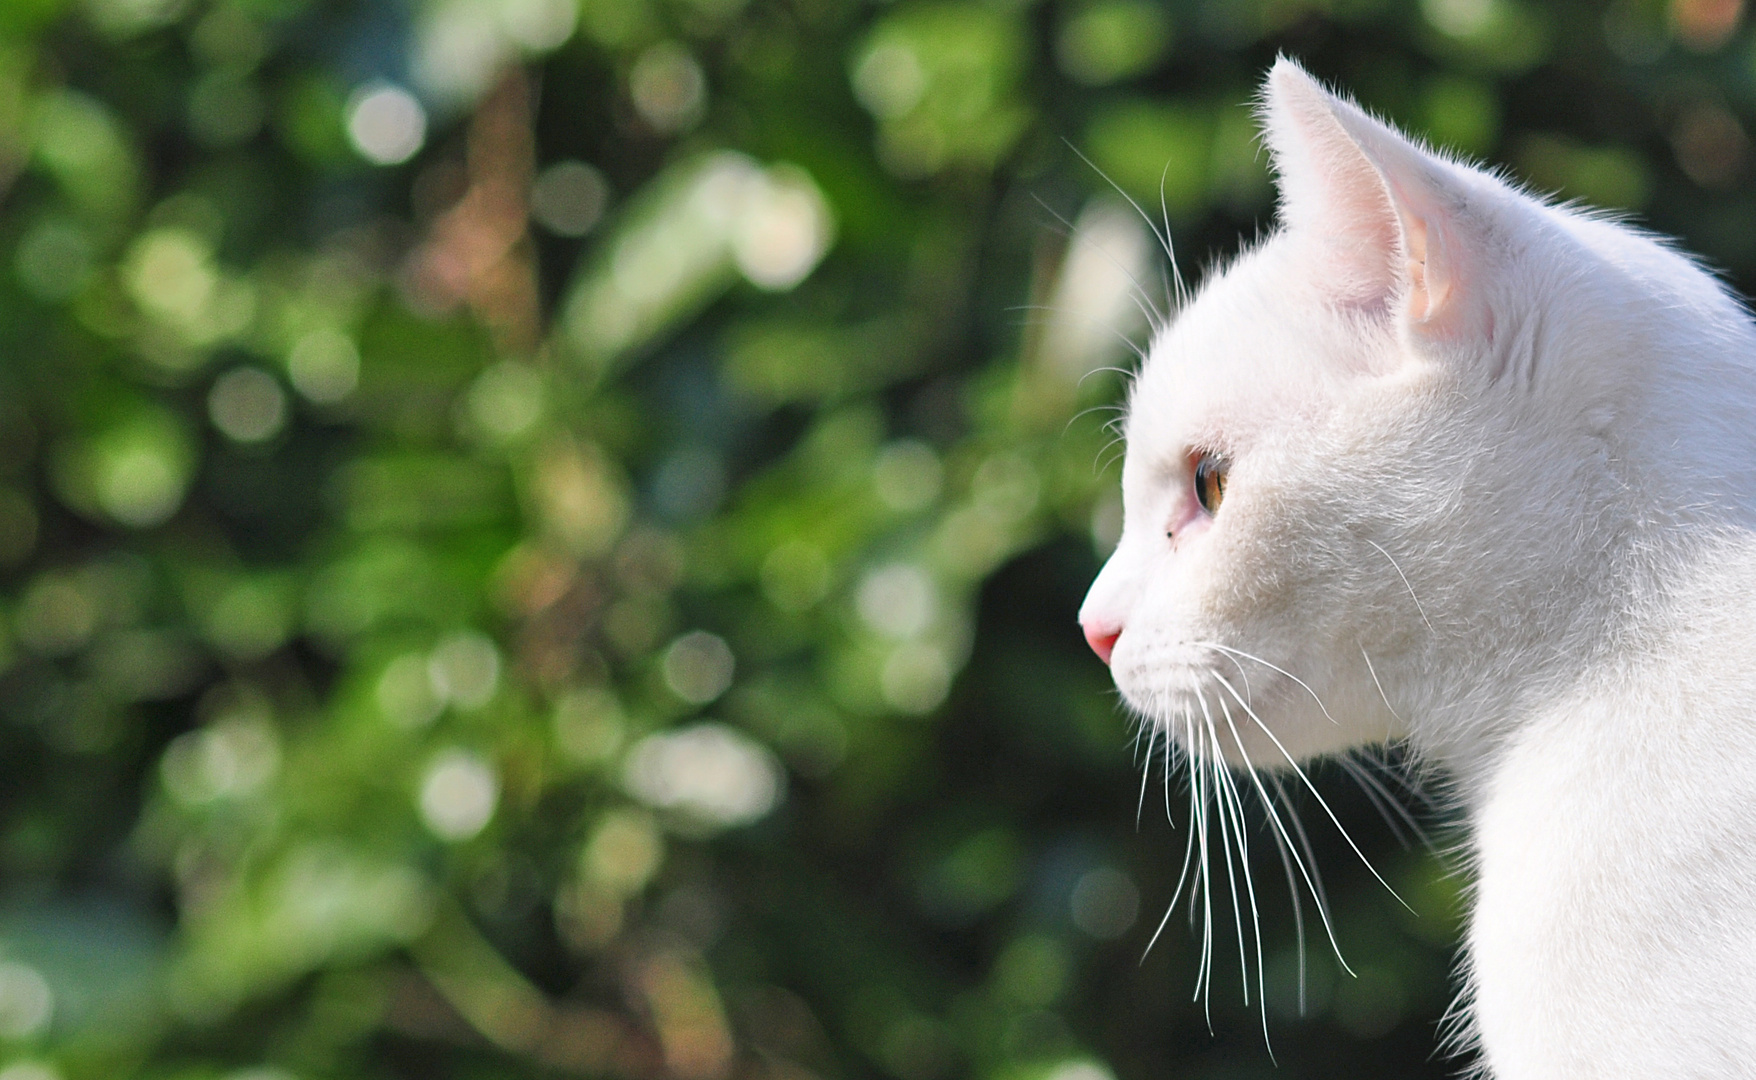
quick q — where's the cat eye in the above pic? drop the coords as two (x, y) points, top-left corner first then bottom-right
(1194, 455), (1227, 515)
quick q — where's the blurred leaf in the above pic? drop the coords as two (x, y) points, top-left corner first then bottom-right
(1054, 0), (1171, 87)
(1518, 133), (1653, 209)
(0, 1), (1736, 1078)
(1084, 101), (1213, 216)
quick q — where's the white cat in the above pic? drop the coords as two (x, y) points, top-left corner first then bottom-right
(1079, 58), (1756, 1079)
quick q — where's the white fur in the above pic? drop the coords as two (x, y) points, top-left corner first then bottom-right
(1080, 58), (1756, 1078)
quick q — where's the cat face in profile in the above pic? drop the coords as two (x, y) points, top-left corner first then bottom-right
(1083, 57), (1756, 1079)
(1080, 58), (1751, 777)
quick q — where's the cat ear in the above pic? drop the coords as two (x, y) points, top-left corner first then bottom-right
(1262, 57), (1478, 337)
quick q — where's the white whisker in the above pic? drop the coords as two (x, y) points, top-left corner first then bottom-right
(1334, 755), (1432, 849)
(1195, 641), (1337, 725)
(1199, 690), (1272, 1056)
(1029, 192), (1167, 333)
(1157, 744), (1201, 917)
(1064, 141), (1179, 303)
(1163, 717), (1175, 826)
(1265, 798), (1309, 1015)
(1211, 684), (1354, 977)
(1192, 719), (1216, 1025)
(1156, 159), (1189, 310)
(1269, 772), (1336, 949)
(1364, 537), (1435, 633)
(1202, 709), (1250, 1010)
(1013, 303), (1151, 367)
(1211, 672), (1415, 914)
(1358, 745), (1438, 809)
(1359, 643), (1404, 724)
(1340, 755), (1432, 850)
(1136, 723), (1156, 829)
(1144, 712), (1197, 961)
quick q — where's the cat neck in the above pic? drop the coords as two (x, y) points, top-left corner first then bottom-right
(1420, 519), (1756, 810)
(1464, 536), (1756, 1072)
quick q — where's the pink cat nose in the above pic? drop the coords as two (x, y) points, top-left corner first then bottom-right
(1083, 621), (1122, 665)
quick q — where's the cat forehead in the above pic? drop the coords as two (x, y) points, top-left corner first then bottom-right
(1123, 240), (1383, 465)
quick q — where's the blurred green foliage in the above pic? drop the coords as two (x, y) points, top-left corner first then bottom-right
(0, 0), (1752, 1078)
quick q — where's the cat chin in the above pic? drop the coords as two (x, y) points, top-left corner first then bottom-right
(1127, 700), (1345, 771)
(1110, 651), (1366, 768)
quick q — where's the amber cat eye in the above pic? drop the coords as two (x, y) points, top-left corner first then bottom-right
(1194, 455), (1227, 514)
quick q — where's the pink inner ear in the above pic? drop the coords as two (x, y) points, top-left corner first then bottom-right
(1262, 59), (1477, 337)
(1369, 155), (1488, 340)
(1397, 194), (1443, 323)
(1263, 62), (1403, 306)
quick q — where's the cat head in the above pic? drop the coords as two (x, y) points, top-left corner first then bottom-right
(1079, 59), (1749, 771)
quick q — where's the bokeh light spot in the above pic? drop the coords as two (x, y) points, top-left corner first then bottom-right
(554, 686), (627, 765)
(427, 631), (501, 710)
(206, 577), (294, 661)
(502, 0), (579, 49)
(419, 749), (499, 841)
(851, 42), (926, 119)
(1055, 0), (1169, 86)
(1069, 867), (1139, 939)
(345, 82), (427, 165)
(662, 631), (735, 705)
(531, 160), (610, 237)
(760, 541), (832, 612)
(1422, 0), (1497, 36)
(377, 653), (443, 729)
(858, 564), (937, 639)
(126, 228), (216, 325)
(162, 713), (282, 805)
(873, 440), (943, 512)
(584, 808), (664, 894)
(994, 935), (1069, 1007)
(1671, 0), (1744, 50)
(16, 572), (99, 657)
(630, 42), (706, 134)
(287, 328), (361, 404)
(0, 961), (53, 1039)
(1036, 199), (1152, 381)
(881, 642), (951, 714)
(209, 367), (288, 443)
(15, 218), (93, 302)
(93, 429), (193, 527)
(623, 723), (782, 829)
(731, 166), (834, 291)
(467, 362), (544, 441)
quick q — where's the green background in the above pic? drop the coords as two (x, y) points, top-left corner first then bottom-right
(0, 0), (1742, 1076)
